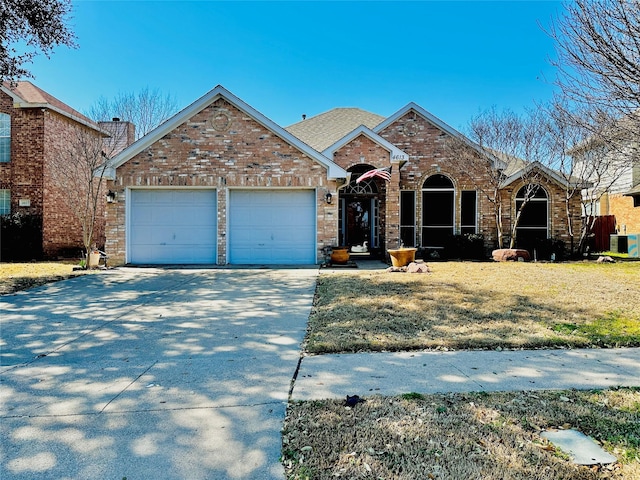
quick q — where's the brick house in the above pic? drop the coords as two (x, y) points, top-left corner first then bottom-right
(0, 82), (106, 259)
(105, 85), (581, 265)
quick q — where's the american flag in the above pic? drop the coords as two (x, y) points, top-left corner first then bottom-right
(355, 166), (392, 183)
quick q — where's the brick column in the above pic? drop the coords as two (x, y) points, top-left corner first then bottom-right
(385, 160), (401, 252)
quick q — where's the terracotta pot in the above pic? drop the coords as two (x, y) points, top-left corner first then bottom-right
(388, 248), (417, 267)
(330, 247), (350, 264)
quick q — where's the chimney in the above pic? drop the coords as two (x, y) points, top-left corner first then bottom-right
(99, 119), (136, 156)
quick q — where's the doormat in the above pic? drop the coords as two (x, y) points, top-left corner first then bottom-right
(321, 261), (358, 268)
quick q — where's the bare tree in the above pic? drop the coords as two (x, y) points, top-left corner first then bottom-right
(90, 87), (178, 139)
(50, 89), (173, 267)
(549, 0), (640, 134)
(546, 100), (635, 253)
(49, 125), (112, 266)
(0, 0), (76, 82)
(447, 107), (547, 249)
(50, 100), (133, 267)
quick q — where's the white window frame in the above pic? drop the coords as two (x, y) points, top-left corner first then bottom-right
(460, 190), (478, 234)
(0, 113), (10, 163)
(0, 189), (10, 215)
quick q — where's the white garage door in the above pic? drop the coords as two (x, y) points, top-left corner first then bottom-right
(229, 190), (316, 264)
(129, 189), (217, 264)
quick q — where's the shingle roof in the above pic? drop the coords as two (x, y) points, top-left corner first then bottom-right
(1, 81), (98, 129)
(285, 108), (385, 152)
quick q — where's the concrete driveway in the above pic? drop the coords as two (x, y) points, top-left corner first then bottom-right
(0, 267), (318, 480)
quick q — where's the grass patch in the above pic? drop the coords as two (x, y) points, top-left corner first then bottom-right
(306, 262), (640, 353)
(283, 388), (640, 479)
(0, 262), (88, 295)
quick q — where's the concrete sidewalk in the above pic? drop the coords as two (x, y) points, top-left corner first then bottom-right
(291, 347), (640, 400)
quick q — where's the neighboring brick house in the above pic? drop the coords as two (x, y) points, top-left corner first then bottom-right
(105, 85), (581, 265)
(0, 81), (132, 260)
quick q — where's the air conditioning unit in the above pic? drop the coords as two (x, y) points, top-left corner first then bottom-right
(610, 234), (628, 254)
(628, 234), (639, 258)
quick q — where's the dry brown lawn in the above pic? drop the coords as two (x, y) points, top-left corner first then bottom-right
(283, 388), (640, 480)
(0, 262), (88, 295)
(306, 261), (640, 353)
(288, 261), (640, 480)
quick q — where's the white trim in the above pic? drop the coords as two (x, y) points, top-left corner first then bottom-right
(125, 188), (131, 264)
(126, 187), (219, 265)
(0, 188), (10, 215)
(374, 102), (504, 168)
(322, 125), (409, 162)
(501, 161), (572, 188)
(108, 85), (347, 180)
(227, 187), (317, 264)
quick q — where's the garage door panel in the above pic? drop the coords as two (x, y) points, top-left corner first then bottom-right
(129, 189), (217, 264)
(229, 190), (316, 264)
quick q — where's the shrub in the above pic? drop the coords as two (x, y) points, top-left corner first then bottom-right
(0, 213), (43, 261)
(531, 238), (567, 261)
(443, 233), (486, 260)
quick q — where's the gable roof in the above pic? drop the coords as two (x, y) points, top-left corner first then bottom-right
(1, 81), (101, 132)
(286, 108), (385, 152)
(322, 125), (409, 162)
(107, 85), (347, 179)
(374, 102), (505, 167)
(500, 160), (579, 189)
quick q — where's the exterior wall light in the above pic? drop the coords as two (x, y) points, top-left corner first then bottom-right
(106, 190), (116, 203)
(325, 192), (333, 204)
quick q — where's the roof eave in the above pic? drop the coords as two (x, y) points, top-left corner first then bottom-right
(322, 125), (409, 162)
(375, 102), (503, 166)
(1, 84), (103, 133)
(500, 161), (571, 189)
(110, 85), (347, 179)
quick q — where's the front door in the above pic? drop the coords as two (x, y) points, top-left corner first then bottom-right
(339, 196), (379, 249)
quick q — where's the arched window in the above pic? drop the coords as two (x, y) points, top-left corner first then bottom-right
(422, 174), (454, 248)
(515, 184), (548, 249)
(0, 113), (10, 163)
(343, 177), (378, 195)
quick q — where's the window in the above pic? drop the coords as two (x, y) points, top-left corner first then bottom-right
(515, 185), (548, 249)
(0, 189), (10, 215)
(0, 113), (9, 163)
(400, 190), (416, 247)
(460, 190), (477, 234)
(422, 174), (454, 248)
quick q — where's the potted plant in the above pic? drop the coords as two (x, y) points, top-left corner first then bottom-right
(87, 245), (101, 269)
(330, 246), (350, 264)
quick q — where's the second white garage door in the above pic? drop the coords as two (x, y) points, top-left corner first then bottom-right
(228, 190), (316, 264)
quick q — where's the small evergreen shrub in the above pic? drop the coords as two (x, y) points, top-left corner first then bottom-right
(0, 213), (43, 261)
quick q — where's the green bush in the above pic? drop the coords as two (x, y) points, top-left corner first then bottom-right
(0, 212), (43, 261)
(443, 233), (486, 260)
(531, 238), (566, 261)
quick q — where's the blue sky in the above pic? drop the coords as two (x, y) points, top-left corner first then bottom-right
(28, 0), (564, 131)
